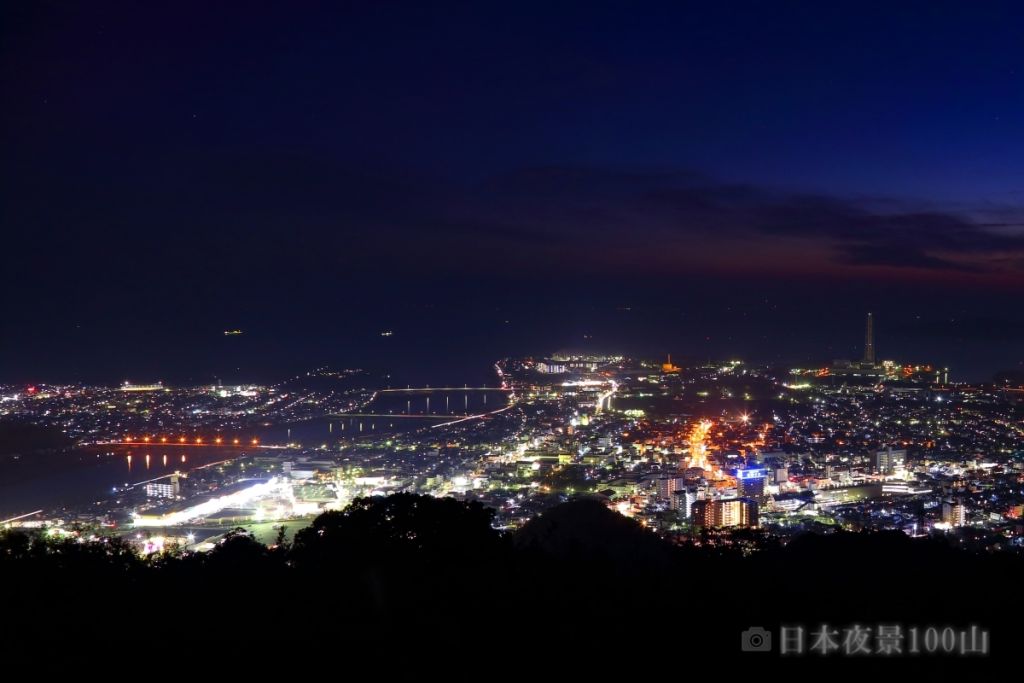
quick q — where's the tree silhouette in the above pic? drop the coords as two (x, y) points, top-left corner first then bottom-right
(291, 493), (502, 567)
(0, 499), (1022, 658)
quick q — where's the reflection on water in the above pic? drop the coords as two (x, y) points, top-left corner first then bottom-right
(0, 446), (243, 520)
(119, 450), (190, 477)
(0, 391), (511, 519)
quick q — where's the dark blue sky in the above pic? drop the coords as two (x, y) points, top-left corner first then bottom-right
(4, 2), (1024, 383)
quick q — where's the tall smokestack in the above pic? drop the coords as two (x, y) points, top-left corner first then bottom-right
(863, 312), (875, 364)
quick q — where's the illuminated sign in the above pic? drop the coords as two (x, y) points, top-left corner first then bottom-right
(736, 468), (766, 480)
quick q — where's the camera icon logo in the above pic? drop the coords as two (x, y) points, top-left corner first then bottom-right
(741, 627), (772, 652)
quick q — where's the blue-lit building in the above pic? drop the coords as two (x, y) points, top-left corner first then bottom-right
(736, 467), (766, 500)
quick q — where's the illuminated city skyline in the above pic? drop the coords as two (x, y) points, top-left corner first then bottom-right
(3, 3), (1024, 661)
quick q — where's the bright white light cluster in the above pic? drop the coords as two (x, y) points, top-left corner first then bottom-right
(132, 478), (287, 527)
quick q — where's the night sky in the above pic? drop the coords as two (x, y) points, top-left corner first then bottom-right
(4, 2), (1024, 384)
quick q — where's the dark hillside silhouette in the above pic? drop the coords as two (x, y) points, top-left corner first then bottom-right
(0, 495), (1018, 661)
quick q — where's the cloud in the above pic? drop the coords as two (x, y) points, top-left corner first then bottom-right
(448, 165), (1024, 277)
(8, 154), (1024, 284)
(832, 244), (983, 272)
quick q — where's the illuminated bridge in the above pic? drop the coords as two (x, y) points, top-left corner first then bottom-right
(327, 413), (464, 420)
(91, 436), (289, 450)
(377, 386), (513, 394)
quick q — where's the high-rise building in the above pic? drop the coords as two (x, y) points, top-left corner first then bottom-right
(670, 488), (697, 517)
(942, 499), (967, 527)
(657, 476), (686, 500)
(691, 498), (759, 528)
(876, 447), (905, 475)
(145, 482), (175, 499)
(691, 499), (712, 526)
(875, 447), (906, 475)
(736, 468), (766, 500)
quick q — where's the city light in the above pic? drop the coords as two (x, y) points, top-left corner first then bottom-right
(132, 478), (288, 527)
(11, 8), (1024, 658)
